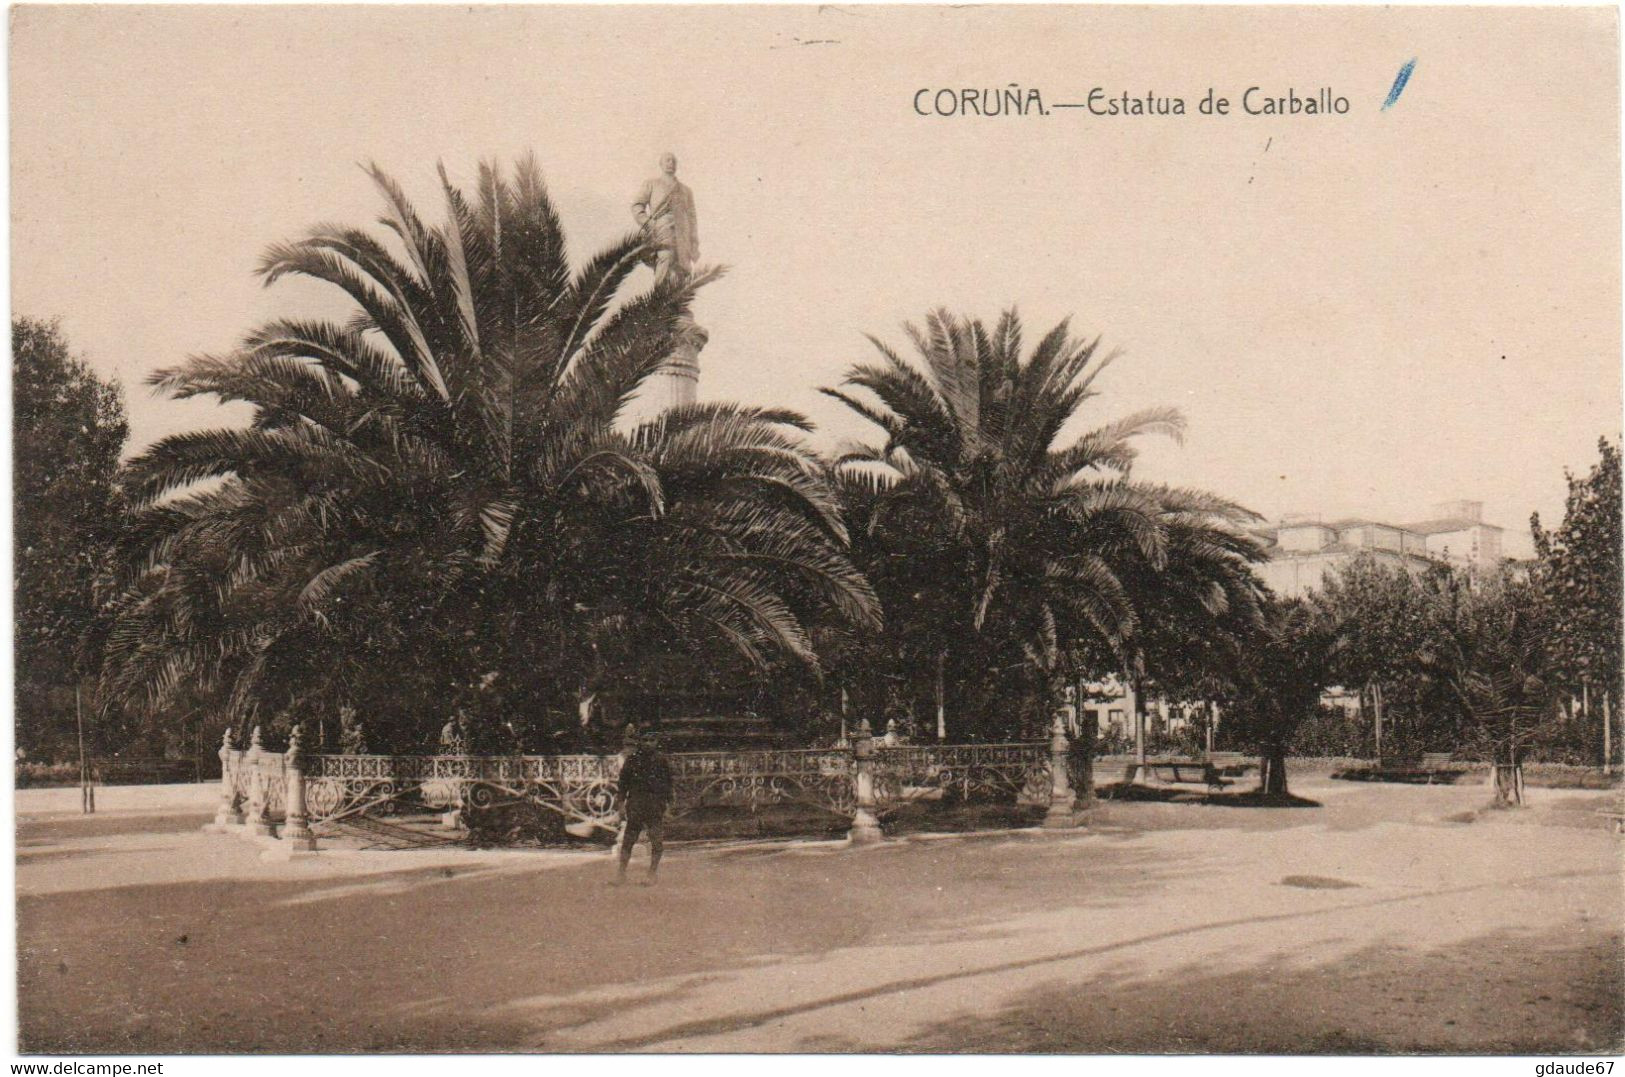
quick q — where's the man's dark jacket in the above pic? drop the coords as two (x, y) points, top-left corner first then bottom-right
(618, 748), (674, 810)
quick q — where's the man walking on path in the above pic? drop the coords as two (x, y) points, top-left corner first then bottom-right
(614, 727), (674, 886)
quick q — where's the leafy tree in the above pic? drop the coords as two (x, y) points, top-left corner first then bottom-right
(824, 308), (1266, 741)
(1421, 574), (1553, 806)
(1531, 436), (1622, 764)
(98, 157), (878, 748)
(1318, 555), (1458, 757)
(1218, 598), (1338, 795)
(13, 317), (128, 759)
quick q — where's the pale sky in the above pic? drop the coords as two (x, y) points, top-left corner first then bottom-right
(12, 5), (1623, 554)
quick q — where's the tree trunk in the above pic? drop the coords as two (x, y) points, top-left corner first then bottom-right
(935, 653), (947, 743)
(1078, 709), (1096, 806)
(1372, 681), (1384, 761)
(1490, 761), (1524, 808)
(1131, 680), (1147, 772)
(1260, 745), (1288, 796)
(1068, 677), (1094, 804)
(1605, 691), (1615, 775)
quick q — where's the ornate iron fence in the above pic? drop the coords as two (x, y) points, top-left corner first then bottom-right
(669, 747), (856, 819)
(300, 747), (857, 830)
(303, 752), (421, 823)
(872, 743), (1051, 812)
(210, 716), (1079, 852)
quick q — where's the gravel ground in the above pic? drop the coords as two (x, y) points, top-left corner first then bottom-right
(15, 776), (1623, 1053)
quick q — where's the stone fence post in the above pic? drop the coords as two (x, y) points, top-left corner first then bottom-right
(1044, 711), (1077, 828)
(281, 724), (317, 851)
(848, 719), (883, 845)
(246, 725), (276, 837)
(213, 727), (244, 827)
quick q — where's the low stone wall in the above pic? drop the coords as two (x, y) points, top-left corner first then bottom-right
(1092, 753), (1372, 776)
(1286, 756), (1381, 776)
(1519, 762), (1619, 785)
(1098, 753), (1618, 779)
(16, 758), (201, 789)
(1098, 754), (1619, 784)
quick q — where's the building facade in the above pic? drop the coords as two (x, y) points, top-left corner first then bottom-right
(1066, 677), (1215, 752)
(1256, 499), (1508, 598)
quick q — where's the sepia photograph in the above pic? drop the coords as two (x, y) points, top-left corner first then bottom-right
(8, 1), (1624, 1060)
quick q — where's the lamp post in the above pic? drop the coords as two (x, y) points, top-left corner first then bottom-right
(76, 685), (94, 814)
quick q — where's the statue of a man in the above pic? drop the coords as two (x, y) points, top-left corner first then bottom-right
(631, 152), (700, 288)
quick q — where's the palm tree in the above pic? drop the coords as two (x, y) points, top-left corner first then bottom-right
(99, 157), (878, 746)
(823, 308), (1265, 740)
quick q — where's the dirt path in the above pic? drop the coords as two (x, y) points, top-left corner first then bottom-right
(16, 778), (1623, 1053)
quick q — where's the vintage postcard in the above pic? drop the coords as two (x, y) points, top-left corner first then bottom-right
(9, 2), (1622, 1062)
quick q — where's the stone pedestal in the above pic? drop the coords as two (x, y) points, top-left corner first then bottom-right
(848, 805), (884, 845)
(1043, 712), (1078, 828)
(847, 720), (884, 845)
(211, 728), (244, 829)
(653, 318), (707, 409)
(280, 724), (318, 852)
(246, 726), (277, 838)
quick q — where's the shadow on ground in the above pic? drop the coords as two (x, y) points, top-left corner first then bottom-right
(18, 826), (1177, 1052)
(898, 923), (1624, 1054)
(18, 779), (1622, 1053)
(566, 865), (1619, 1052)
(17, 811), (212, 843)
(1097, 783), (1321, 809)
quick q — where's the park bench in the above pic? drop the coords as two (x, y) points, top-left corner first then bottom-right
(1419, 753), (1459, 784)
(1595, 809), (1624, 834)
(1372, 751), (1461, 784)
(1206, 752), (1256, 777)
(1136, 759), (1225, 792)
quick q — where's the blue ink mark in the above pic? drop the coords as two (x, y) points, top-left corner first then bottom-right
(1383, 58), (1417, 110)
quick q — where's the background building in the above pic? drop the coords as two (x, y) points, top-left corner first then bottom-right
(1255, 499), (1509, 598)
